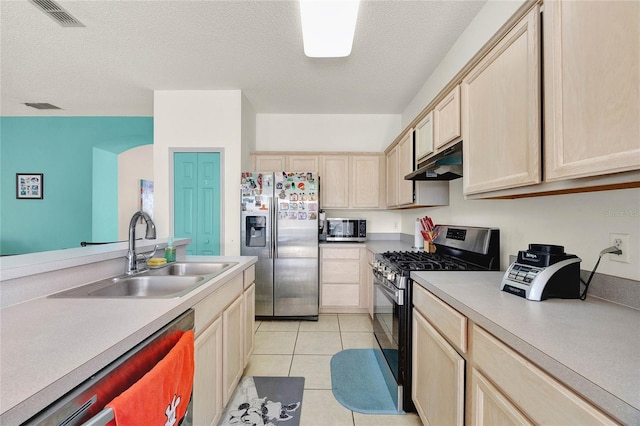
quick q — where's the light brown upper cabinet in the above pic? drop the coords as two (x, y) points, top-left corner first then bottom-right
(350, 155), (385, 209)
(386, 146), (399, 207)
(250, 154), (318, 173)
(251, 154), (286, 172)
(252, 152), (384, 209)
(415, 111), (434, 166)
(386, 129), (415, 207)
(320, 155), (350, 208)
(434, 85), (462, 151)
(397, 130), (415, 206)
(320, 154), (385, 209)
(462, 6), (541, 195)
(543, 0), (640, 181)
(286, 155), (319, 172)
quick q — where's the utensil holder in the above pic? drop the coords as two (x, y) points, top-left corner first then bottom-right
(424, 230), (437, 253)
(425, 241), (436, 253)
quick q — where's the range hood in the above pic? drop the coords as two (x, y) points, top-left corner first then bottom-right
(405, 142), (463, 181)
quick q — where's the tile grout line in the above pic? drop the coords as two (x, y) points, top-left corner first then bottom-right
(288, 324), (300, 377)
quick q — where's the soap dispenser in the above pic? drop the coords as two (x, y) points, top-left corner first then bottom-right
(165, 236), (176, 262)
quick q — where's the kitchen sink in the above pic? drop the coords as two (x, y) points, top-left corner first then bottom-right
(49, 261), (238, 299)
(91, 275), (207, 298)
(147, 262), (237, 277)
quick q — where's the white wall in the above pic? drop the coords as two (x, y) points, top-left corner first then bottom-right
(154, 90), (244, 255)
(118, 145), (154, 240)
(401, 180), (640, 281)
(402, 0), (526, 126)
(256, 114), (401, 152)
(241, 93), (257, 171)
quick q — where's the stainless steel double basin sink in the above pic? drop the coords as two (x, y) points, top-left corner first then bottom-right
(50, 262), (238, 299)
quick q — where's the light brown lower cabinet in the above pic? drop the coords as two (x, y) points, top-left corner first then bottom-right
(412, 308), (465, 426)
(192, 269), (252, 426)
(193, 316), (223, 426)
(471, 324), (619, 425)
(243, 282), (255, 367)
(412, 283), (620, 425)
(470, 368), (533, 426)
(320, 246), (368, 313)
(222, 295), (244, 405)
(366, 249), (375, 320)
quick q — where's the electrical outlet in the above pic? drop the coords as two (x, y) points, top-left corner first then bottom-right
(609, 233), (630, 263)
(393, 221), (399, 230)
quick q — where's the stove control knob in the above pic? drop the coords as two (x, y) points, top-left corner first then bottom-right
(387, 271), (395, 281)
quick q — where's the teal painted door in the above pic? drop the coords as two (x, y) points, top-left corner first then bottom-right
(196, 153), (221, 255)
(174, 152), (221, 255)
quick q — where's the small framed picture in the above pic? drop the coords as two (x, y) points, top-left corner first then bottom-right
(16, 173), (43, 199)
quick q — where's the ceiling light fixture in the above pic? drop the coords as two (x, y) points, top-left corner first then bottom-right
(300, 0), (360, 58)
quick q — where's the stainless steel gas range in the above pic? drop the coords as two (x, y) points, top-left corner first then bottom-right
(371, 225), (500, 412)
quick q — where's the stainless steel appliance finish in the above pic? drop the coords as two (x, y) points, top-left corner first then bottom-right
(326, 218), (367, 242)
(372, 268), (404, 410)
(25, 310), (194, 425)
(241, 172), (319, 319)
(405, 141), (463, 181)
(372, 225), (500, 412)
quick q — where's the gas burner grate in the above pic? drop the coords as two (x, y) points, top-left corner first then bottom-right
(379, 250), (480, 271)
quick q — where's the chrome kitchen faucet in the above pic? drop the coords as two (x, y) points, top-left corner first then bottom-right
(126, 210), (158, 275)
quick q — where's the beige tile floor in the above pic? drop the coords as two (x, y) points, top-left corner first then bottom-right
(242, 314), (423, 426)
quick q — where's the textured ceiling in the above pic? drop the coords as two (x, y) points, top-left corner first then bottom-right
(1, 0), (486, 116)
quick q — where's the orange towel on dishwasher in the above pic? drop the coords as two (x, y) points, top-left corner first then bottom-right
(106, 329), (194, 425)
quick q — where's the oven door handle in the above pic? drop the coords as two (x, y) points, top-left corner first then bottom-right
(375, 278), (404, 306)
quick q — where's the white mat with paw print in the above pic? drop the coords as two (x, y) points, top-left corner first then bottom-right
(218, 376), (304, 426)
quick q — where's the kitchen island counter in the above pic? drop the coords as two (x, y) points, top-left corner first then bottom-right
(0, 254), (257, 425)
(412, 271), (640, 425)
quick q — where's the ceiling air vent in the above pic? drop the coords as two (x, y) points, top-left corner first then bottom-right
(24, 103), (63, 110)
(29, 0), (85, 27)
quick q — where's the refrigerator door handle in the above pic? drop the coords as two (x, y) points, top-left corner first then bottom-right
(273, 196), (278, 259)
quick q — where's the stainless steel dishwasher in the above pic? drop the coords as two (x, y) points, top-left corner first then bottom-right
(24, 309), (194, 426)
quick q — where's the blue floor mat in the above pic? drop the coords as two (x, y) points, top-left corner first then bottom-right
(330, 349), (401, 415)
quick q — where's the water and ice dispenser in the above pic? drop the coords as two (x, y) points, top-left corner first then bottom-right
(245, 216), (267, 247)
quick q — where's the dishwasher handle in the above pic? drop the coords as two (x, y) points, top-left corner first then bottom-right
(82, 407), (114, 426)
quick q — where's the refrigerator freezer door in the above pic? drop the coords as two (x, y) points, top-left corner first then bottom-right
(241, 173), (274, 316)
(242, 210), (274, 316)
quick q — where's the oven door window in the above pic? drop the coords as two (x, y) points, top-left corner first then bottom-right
(373, 278), (400, 382)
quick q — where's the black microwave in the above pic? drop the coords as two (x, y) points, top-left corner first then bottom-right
(326, 218), (367, 242)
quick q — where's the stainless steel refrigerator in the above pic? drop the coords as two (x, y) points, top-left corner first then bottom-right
(241, 172), (319, 319)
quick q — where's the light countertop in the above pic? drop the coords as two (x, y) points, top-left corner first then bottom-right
(319, 242), (366, 248)
(0, 255), (257, 425)
(411, 270), (640, 425)
(365, 239), (415, 253)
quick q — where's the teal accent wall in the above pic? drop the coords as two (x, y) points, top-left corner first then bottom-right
(92, 148), (119, 242)
(0, 117), (153, 255)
